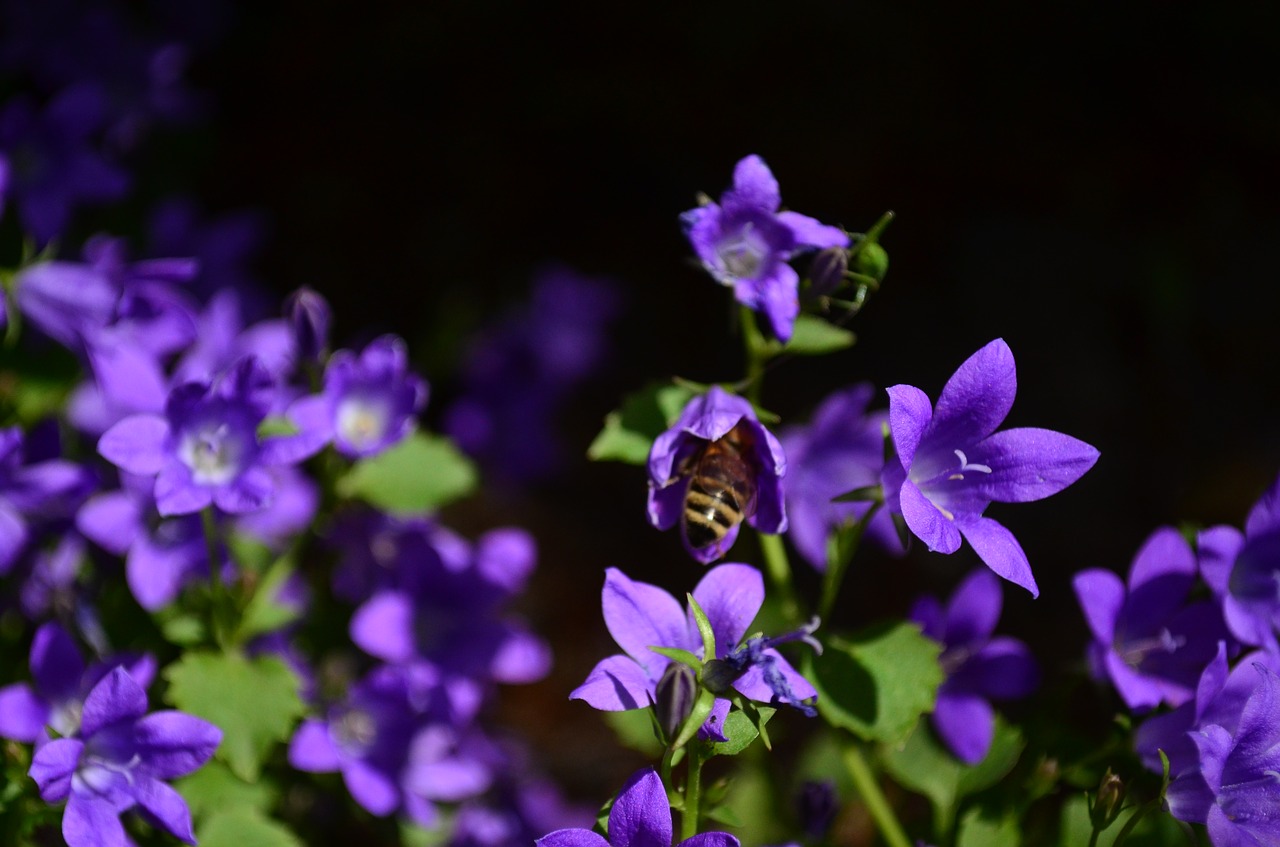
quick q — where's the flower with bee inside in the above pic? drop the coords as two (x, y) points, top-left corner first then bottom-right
(647, 386), (786, 564)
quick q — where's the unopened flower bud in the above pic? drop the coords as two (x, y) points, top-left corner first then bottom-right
(654, 662), (698, 743)
(854, 241), (889, 282)
(807, 247), (849, 298)
(286, 287), (331, 364)
(1089, 769), (1126, 830)
(797, 780), (837, 838)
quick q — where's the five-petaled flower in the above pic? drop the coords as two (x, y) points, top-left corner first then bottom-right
(28, 666), (220, 847)
(881, 338), (1099, 596)
(536, 767), (739, 847)
(681, 155), (848, 342)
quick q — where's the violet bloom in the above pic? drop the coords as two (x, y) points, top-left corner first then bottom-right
(0, 622), (155, 745)
(1197, 475), (1280, 651)
(681, 155), (848, 341)
(909, 568), (1038, 764)
(648, 387), (786, 564)
(881, 338), (1099, 596)
(1165, 663), (1280, 846)
(1074, 526), (1231, 711)
(571, 565), (817, 735)
(98, 357), (298, 516)
(779, 383), (899, 571)
(28, 667), (220, 847)
(537, 767), (739, 847)
(0, 425), (96, 575)
(287, 335), (427, 459)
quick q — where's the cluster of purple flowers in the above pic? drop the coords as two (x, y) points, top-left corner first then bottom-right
(1076, 476), (1280, 845)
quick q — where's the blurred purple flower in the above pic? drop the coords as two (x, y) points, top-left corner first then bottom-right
(29, 667), (220, 847)
(910, 568), (1038, 764)
(1198, 475), (1280, 651)
(571, 565), (816, 735)
(1074, 527), (1231, 711)
(882, 338), (1099, 596)
(286, 335), (427, 459)
(647, 387), (787, 564)
(174, 289), (295, 388)
(681, 155), (848, 341)
(285, 287), (331, 366)
(0, 425), (96, 575)
(536, 767), (739, 847)
(779, 383), (899, 571)
(148, 198), (268, 306)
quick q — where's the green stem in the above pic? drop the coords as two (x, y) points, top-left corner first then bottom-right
(757, 531), (802, 625)
(682, 743), (705, 841)
(1109, 802), (1152, 847)
(843, 742), (912, 847)
(738, 305), (772, 407)
(818, 502), (880, 622)
(201, 507), (230, 648)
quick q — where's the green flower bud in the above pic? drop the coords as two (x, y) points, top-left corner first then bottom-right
(854, 241), (889, 281)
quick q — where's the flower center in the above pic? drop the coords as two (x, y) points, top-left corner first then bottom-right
(336, 397), (389, 450)
(50, 699), (83, 737)
(178, 423), (245, 484)
(716, 223), (768, 280)
(1118, 627), (1186, 668)
(333, 708), (378, 755)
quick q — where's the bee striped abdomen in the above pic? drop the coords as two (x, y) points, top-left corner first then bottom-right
(680, 437), (757, 559)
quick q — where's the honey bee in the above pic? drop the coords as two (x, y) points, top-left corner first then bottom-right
(680, 423), (758, 560)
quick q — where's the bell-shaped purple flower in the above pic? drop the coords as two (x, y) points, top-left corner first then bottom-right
(909, 568), (1038, 764)
(1197, 474), (1280, 651)
(1074, 527), (1231, 711)
(647, 387), (786, 564)
(882, 339), (1099, 596)
(98, 357), (296, 516)
(571, 565), (816, 734)
(0, 425), (96, 575)
(537, 767), (739, 847)
(779, 383), (899, 571)
(28, 667), (220, 847)
(285, 334), (428, 459)
(681, 155), (848, 341)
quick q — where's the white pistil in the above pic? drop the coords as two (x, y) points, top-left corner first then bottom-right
(948, 449), (993, 480)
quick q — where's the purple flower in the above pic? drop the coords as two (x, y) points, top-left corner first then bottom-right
(881, 339), (1099, 596)
(909, 568), (1038, 764)
(647, 387), (787, 564)
(571, 565), (816, 734)
(98, 357), (295, 516)
(286, 335), (427, 459)
(681, 155), (848, 341)
(537, 767), (739, 847)
(0, 425), (96, 575)
(779, 383), (899, 571)
(285, 287), (331, 365)
(1197, 475), (1280, 651)
(1074, 527), (1231, 711)
(1165, 663), (1280, 846)
(28, 666), (220, 847)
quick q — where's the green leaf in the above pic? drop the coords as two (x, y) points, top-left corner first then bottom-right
(672, 689), (717, 751)
(784, 314), (855, 356)
(175, 760), (276, 822)
(881, 716), (1025, 824)
(708, 706), (775, 757)
(603, 709), (664, 756)
(805, 621), (942, 744)
(649, 646), (702, 669)
(159, 613), (207, 647)
(687, 593), (716, 660)
(957, 807), (1020, 847)
(336, 432), (477, 513)
(256, 416), (299, 438)
(587, 383), (697, 465)
(236, 555), (302, 643)
(164, 652), (305, 781)
(197, 808), (303, 847)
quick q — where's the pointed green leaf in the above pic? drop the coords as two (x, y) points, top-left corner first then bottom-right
(587, 383), (697, 465)
(336, 432), (477, 513)
(784, 314), (855, 356)
(805, 621), (942, 743)
(163, 652), (305, 781)
(197, 808), (303, 847)
(957, 807), (1020, 847)
(175, 760), (276, 822)
(687, 593), (716, 661)
(649, 646), (702, 669)
(236, 555), (302, 643)
(708, 706), (775, 757)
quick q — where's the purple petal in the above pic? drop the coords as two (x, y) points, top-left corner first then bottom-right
(601, 568), (690, 674)
(76, 492), (142, 556)
(965, 637), (1040, 700)
(0, 683), (49, 742)
(1197, 524), (1244, 596)
(80, 667), (147, 738)
(29, 737), (82, 801)
(908, 596), (945, 642)
(1103, 649), (1164, 711)
(127, 531), (200, 611)
(98, 415), (170, 475)
(31, 622), (84, 704)
(723, 155), (780, 214)
(289, 719), (342, 772)
(957, 516), (1038, 597)
(0, 501), (26, 574)
(1130, 526), (1197, 586)
(885, 385), (933, 470)
(609, 768), (672, 847)
(1073, 568), (1124, 643)
(899, 479), (961, 554)
(343, 758), (400, 816)
(63, 790), (126, 847)
(943, 568), (1003, 647)
(646, 481), (686, 531)
(131, 776), (195, 843)
(536, 830), (611, 847)
(154, 464), (212, 516)
(350, 591), (417, 663)
(405, 756), (491, 802)
(678, 834), (742, 847)
(776, 211), (849, 250)
(691, 564), (764, 656)
(133, 711), (221, 778)
(757, 264), (800, 342)
(698, 697), (731, 742)
(930, 339), (1017, 446)
(260, 394), (332, 465)
(489, 628), (552, 684)
(734, 649), (817, 702)
(570, 655), (654, 711)
(932, 689), (994, 764)
(1229, 664), (1280, 773)
(212, 467), (274, 514)
(970, 428), (1099, 503)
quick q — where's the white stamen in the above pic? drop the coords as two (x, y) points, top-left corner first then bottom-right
(953, 449), (992, 476)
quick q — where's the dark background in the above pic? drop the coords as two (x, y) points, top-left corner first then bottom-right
(192, 0), (1280, 802)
